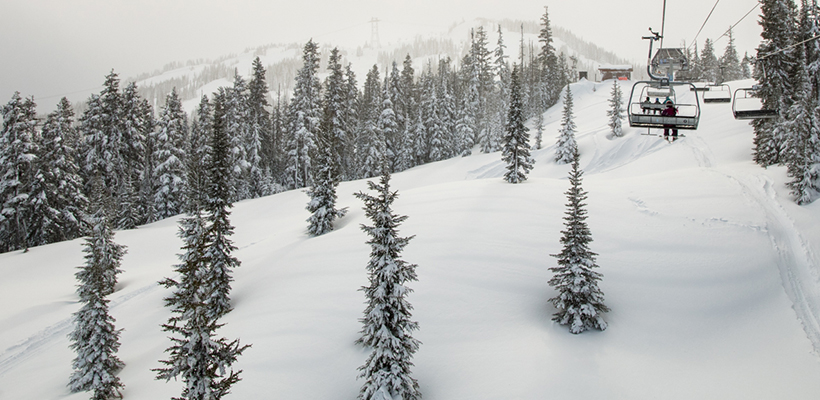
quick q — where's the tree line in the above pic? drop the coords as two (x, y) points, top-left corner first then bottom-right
(0, 8), (574, 254)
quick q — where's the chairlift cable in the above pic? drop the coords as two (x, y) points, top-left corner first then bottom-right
(688, 0), (722, 52)
(712, 2), (760, 44)
(661, 0), (668, 48)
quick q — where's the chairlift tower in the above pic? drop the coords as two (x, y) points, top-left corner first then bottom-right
(370, 17), (381, 48)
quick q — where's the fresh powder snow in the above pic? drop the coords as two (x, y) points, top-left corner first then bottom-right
(2, 78), (820, 399)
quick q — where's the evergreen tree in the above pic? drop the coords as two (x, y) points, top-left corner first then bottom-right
(555, 86), (578, 164)
(719, 28), (743, 82)
(539, 6), (561, 105)
(285, 39), (322, 189)
(323, 48), (350, 178)
(359, 65), (386, 178)
(153, 88), (189, 220)
(354, 168), (421, 400)
(501, 64), (534, 184)
(754, 0), (798, 166)
(120, 81), (152, 228)
(248, 56), (273, 192)
(607, 80), (625, 138)
(386, 61), (406, 169)
(186, 95), (213, 214)
(548, 150), (608, 334)
(741, 52), (753, 79)
(68, 181), (126, 399)
(700, 39), (720, 83)
(203, 89), (241, 319)
(786, 40), (820, 204)
(154, 211), (249, 400)
(533, 111), (545, 150)
(0, 92), (38, 253)
(342, 63), (362, 178)
(79, 71), (125, 207)
(457, 53), (479, 156)
(29, 97), (87, 246)
(226, 72), (251, 201)
(306, 134), (347, 236)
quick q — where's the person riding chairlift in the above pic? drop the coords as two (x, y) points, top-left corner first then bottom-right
(661, 98), (679, 140)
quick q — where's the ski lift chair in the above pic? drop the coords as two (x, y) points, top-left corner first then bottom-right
(732, 87), (778, 119)
(702, 84), (732, 103)
(628, 80), (700, 130)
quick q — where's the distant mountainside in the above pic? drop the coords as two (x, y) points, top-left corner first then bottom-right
(130, 17), (639, 113)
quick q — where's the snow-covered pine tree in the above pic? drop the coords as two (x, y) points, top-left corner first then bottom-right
(68, 178), (126, 399)
(248, 56), (273, 198)
(754, 0), (798, 167)
(306, 135), (347, 236)
(607, 80), (625, 138)
(226, 72), (251, 201)
(502, 64), (534, 184)
(186, 95), (213, 214)
(700, 39), (720, 83)
(323, 48), (349, 178)
(359, 65), (386, 178)
(741, 52), (753, 79)
(153, 88), (188, 220)
(203, 89), (241, 319)
(456, 52), (479, 156)
(380, 80), (400, 163)
(533, 111), (545, 150)
(426, 67), (449, 162)
(386, 61), (406, 169)
(306, 69), (350, 236)
(548, 150), (608, 334)
(786, 35), (820, 204)
(343, 63), (362, 178)
(0, 92), (38, 253)
(120, 81), (152, 228)
(555, 86), (578, 164)
(285, 40), (322, 189)
(29, 97), (88, 247)
(354, 167), (421, 400)
(538, 6), (561, 106)
(154, 210), (249, 400)
(79, 71), (126, 207)
(719, 28), (743, 82)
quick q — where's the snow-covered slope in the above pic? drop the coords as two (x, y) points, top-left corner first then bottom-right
(3, 78), (820, 399)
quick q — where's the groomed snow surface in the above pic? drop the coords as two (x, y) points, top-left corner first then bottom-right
(2, 78), (820, 399)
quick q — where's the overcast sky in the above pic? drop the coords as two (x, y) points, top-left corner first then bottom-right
(0, 0), (763, 110)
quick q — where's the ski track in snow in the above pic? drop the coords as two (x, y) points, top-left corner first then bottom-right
(722, 172), (820, 353)
(0, 281), (161, 378)
(683, 128), (820, 353)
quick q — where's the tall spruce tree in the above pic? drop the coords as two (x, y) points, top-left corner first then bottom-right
(719, 28), (743, 82)
(285, 39), (322, 189)
(0, 92), (38, 253)
(555, 86), (578, 164)
(203, 89), (241, 319)
(154, 210), (249, 400)
(68, 179), (126, 399)
(754, 0), (798, 166)
(153, 88), (189, 220)
(548, 150), (608, 334)
(120, 81), (152, 228)
(607, 80), (625, 138)
(359, 65), (386, 178)
(700, 39), (720, 83)
(354, 168), (421, 400)
(29, 97), (87, 246)
(306, 76), (349, 236)
(502, 64), (534, 184)
(786, 37), (820, 204)
(186, 96), (213, 214)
